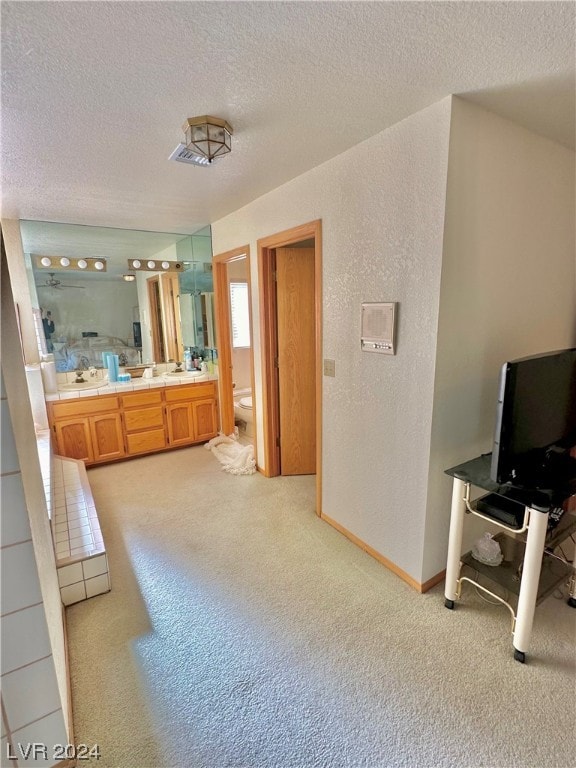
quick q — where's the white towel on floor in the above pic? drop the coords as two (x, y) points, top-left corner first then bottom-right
(205, 434), (256, 475)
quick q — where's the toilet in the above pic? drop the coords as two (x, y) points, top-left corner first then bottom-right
(233, 388), (254, 438)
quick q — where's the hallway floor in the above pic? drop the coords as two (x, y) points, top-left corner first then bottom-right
(66, 444), (575, 768)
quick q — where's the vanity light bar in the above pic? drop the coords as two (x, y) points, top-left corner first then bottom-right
(128, 259), (183, 272)
(35, 256), (107, 272)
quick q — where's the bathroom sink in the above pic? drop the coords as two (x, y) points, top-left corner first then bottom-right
(58, 381), (109, 391)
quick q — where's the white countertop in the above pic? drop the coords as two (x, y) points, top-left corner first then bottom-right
(45, 373), (218, 401)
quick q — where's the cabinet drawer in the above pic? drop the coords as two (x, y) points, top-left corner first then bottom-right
(121, 390), (163, 408)
(124, 406), (164, 432)
(126, 428), (166, 455)
(51, 396), (119, 419)
(164, 382), (215, 402)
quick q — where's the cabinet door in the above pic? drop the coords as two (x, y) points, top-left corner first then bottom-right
(54, 418), (94, 463)
(166, 403), (194, 446)
(193, 398), (218, 442)
(89, 413), (125, 462)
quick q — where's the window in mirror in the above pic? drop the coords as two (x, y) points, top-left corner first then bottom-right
(230, 281), (250, 348)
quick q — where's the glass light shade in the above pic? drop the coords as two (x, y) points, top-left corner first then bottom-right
(41, 257), (52, 267)
(77, 259), (88, 269)
(94, 260), (105, 270)
(161, 261), (170, 270)
(183, 116), (233, 163)
(59, 257), (70, 267)
(132, 259), (141, 269)
(147, 260), (156, 269)
(123, 274), (136, 282)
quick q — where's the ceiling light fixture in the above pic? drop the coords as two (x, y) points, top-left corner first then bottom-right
(122, 274), (136, 282)
(169, 115), (233, 166)
(128, 259), (183, 273)
(35, 256), (107, 272)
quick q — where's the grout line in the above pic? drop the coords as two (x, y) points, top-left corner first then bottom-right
(0, 469), (22, 478)
(10, 707), (63, 736)
(0, 601), (44, 620)
(1, 696), (18, 767)
(1, 654), (54, 679)
(0, 537), (33, 550)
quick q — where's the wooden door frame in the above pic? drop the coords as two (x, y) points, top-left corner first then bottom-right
(147, 276), (164, 362)
(212, 246), (256, 458)
(257, 220), (322, 515)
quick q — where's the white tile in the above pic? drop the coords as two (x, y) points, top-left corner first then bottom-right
(68, 521), (91, 536)
(54, 522), (68, 534)
(0, 542), (42, 615)
(70, 545), (93, 559)
(85, 573), (110, 598)
(57, 562), (83, 587)
(0, 474), (32, 546)
(12, 710), (68, 766)
(69, 534), (94, 550)
(1, 604), (52, 675)
(82, 554), (108, 579)
(0, 401), (19, 474)
(58, 390), (82, 400)
(60, 581), (86, 605)
(1, 656), (61, 732)
(55, 542), (71, 555)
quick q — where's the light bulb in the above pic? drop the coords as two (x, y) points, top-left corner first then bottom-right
(132, 259), (141, 269)
(161, 261), (170, 270)
(78, 259), (88, 269)
(94, 260), (105, 270)
(147, 260), (156, 269)
(40, 257), (52, 267)
(59, 257), (70, 267)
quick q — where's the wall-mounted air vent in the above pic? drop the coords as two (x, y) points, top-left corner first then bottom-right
(168, 144), (212, 167)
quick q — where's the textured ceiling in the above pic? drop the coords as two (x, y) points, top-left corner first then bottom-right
(1, 1), (574, 240)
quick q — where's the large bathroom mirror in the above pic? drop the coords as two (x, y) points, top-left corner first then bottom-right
(21, 220), (215, 371)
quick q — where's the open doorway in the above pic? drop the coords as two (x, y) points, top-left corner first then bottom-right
(213, 246), (256, 453)
(258, 220), (322, 513)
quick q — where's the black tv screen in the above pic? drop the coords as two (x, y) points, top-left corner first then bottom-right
(490, 348), (576, 486)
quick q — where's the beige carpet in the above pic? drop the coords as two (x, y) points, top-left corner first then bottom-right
(66, 444), (575, 768)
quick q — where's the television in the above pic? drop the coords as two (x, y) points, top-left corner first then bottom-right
(490, 348), (576, 487)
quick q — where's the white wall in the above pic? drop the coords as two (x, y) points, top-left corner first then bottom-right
(423, 98), (576, 581)
(212, 99), (453, 584)
(1, 251), (70, 758)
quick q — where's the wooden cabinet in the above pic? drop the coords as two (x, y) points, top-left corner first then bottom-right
(165, 383), (218, 447)
(48, 382), (218, 465)
(54, 417), (94, 463)
(89, 412), (125, 462)
(122, 390), (166, 456)
(50, 396), (123, 464)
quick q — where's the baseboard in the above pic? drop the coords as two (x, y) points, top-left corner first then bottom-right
(320, 512), (444, 593)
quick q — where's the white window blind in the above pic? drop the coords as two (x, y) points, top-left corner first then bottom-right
(229, 281), (250, 348)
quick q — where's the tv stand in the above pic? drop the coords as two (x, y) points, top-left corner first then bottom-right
(444, 454), (576, 663)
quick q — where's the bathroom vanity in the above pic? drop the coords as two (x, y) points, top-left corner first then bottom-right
(46, 380), (218, 465)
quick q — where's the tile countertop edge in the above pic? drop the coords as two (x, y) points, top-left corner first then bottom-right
(45, 374), (218, 401)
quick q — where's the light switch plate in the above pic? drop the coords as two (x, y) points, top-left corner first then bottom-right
(323, 359), (336, 377)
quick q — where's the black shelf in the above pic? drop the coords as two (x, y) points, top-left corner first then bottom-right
(461, 514), (575, 606)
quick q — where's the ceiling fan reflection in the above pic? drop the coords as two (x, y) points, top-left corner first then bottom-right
(38, 273), (86, 290)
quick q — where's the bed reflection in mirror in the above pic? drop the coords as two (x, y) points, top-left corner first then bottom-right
(21, 220), (216, 371)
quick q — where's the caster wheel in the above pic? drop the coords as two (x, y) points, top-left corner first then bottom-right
(444, 598), (455, 609)
(514, 648), (526, 663)
(568, 597), (576, 608)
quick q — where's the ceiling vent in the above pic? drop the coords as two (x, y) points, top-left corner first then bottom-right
(168, 144), (212, 167)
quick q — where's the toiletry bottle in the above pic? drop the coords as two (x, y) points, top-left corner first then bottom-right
(184, 349), (192, 371)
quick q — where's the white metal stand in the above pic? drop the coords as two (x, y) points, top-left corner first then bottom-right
(444, 475), (550, 663)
